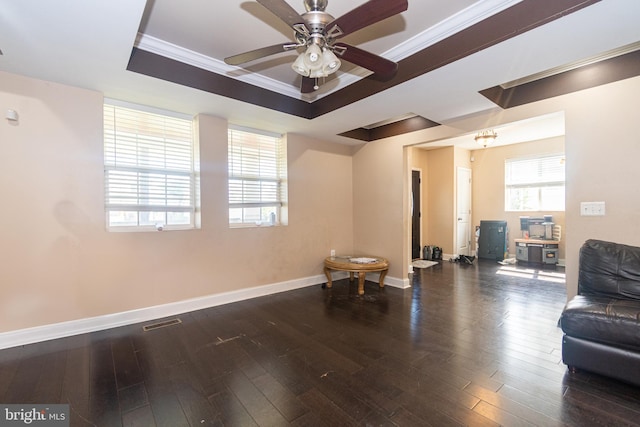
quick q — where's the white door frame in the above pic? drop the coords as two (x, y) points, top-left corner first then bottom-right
(456, 167), (472, 256)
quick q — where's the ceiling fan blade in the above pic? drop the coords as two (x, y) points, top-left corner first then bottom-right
(325, 0), (408, 40)
(300, 77), (316, 93)
(224, 43), (299, 66)
(333, 42), (398, 79)
(256, 0), (308, 35)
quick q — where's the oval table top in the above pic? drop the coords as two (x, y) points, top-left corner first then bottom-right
(324, 255), (389, 272)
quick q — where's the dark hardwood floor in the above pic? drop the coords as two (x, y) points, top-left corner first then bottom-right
(2, 260), (640, 426)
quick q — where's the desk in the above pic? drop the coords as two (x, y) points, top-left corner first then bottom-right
(324, 256), (389, 295)
(515, 238), (559, 265)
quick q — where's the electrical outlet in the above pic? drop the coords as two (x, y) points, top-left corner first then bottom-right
(330, 249), (336, 257)
(580, 201), (606, 216)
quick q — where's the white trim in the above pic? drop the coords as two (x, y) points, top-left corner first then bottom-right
(104, 97), (194, 120)
(135, 34), (308, 101)
(386, 276), (411, 289)
(133, 0), (521, 102)
(0, 272), (406, 350)
(364, 273), (411, 290)
(387, 0), (522, 62)
(228, 123), (283, 139)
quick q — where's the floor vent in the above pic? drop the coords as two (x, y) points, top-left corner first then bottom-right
(143, 318), (182, 332)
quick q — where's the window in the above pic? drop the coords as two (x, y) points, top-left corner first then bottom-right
(228, 126), (287, 227)
(505, 153), (565, 211)
(103, 101), (198, 230)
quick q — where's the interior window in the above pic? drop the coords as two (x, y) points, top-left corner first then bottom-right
(228, 126), (288, 227)
(505, 154), (565, 211)
(103, 101), (199, 231)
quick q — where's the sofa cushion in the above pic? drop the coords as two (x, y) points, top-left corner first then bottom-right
(561, 295), (640, 350)
(578, 239), (640, 299)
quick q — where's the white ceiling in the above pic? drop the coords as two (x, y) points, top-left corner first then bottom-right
(1, 0), (639, 147)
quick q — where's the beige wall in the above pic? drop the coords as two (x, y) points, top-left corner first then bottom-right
(426, 147), (455, 254)
(564, 77), (640, 298)
(0, 71), (354, 333)
(352, 139), (406, 279)
(471, 137), (566, 261)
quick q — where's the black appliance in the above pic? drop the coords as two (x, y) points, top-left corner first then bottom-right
(478, 220), (507, 261)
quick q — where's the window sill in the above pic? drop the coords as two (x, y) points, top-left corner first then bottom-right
(107, 225), (197, 233)
(229, 222), (285, 229)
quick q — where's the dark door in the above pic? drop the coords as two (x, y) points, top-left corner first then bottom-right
(412, 170), (421, 259)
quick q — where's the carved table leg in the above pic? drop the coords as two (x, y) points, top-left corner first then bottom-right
(379, 269), (388, 288)
(358, 272), (366, 295)
(349, 272), (355, 282)
(324, 267), (333, 289)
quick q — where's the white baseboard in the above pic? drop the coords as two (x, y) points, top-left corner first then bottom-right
(364, 273), (410, 289)
(0, 272), (407, 350)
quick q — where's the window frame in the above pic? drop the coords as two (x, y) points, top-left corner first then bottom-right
(227, 125), (288, 228)
(504, 153), (565, 212)
(103, 99), (199, 232)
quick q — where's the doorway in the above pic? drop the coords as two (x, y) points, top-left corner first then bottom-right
(456, 167), (472, 256)
(411, 169), (421, 259)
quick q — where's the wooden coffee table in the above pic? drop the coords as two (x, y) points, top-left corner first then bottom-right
(324, 256), (389, 295)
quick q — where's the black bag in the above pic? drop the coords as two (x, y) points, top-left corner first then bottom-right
(461, 255), (475, 264)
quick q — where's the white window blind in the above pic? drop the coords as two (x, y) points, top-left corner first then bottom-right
(104, 103), (197, 230)
(505, 154), (565, 211)
(228, 126), (287, 226)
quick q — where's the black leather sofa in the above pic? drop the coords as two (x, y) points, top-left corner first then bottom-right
(560, 239), (640, 386)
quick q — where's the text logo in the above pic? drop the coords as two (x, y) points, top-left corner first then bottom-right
(0, 405), (69, 427)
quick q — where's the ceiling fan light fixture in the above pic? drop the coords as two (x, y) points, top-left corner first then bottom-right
(308, 69), (330, 79)
(309, 69), (325, 79)
(226, 0), (407, 92)
(293, 42), (342, 79)
(291, 53), (310, 76)
(321, 48), (341, 75)
(303, 43), (323, 70)
(474, 129), (498, 148)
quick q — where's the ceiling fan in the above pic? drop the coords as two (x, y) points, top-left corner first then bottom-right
(224, 0), (408, 93)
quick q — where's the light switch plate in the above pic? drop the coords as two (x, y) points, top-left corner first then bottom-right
(580, 201), (606, 216)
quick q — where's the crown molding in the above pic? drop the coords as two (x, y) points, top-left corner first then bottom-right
(134, 0), (520, 101)
(135, 33), (308, 100)
(386, 0), (522, 61)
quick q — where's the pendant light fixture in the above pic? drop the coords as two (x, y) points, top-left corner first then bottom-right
(474, 130), (498, 148)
